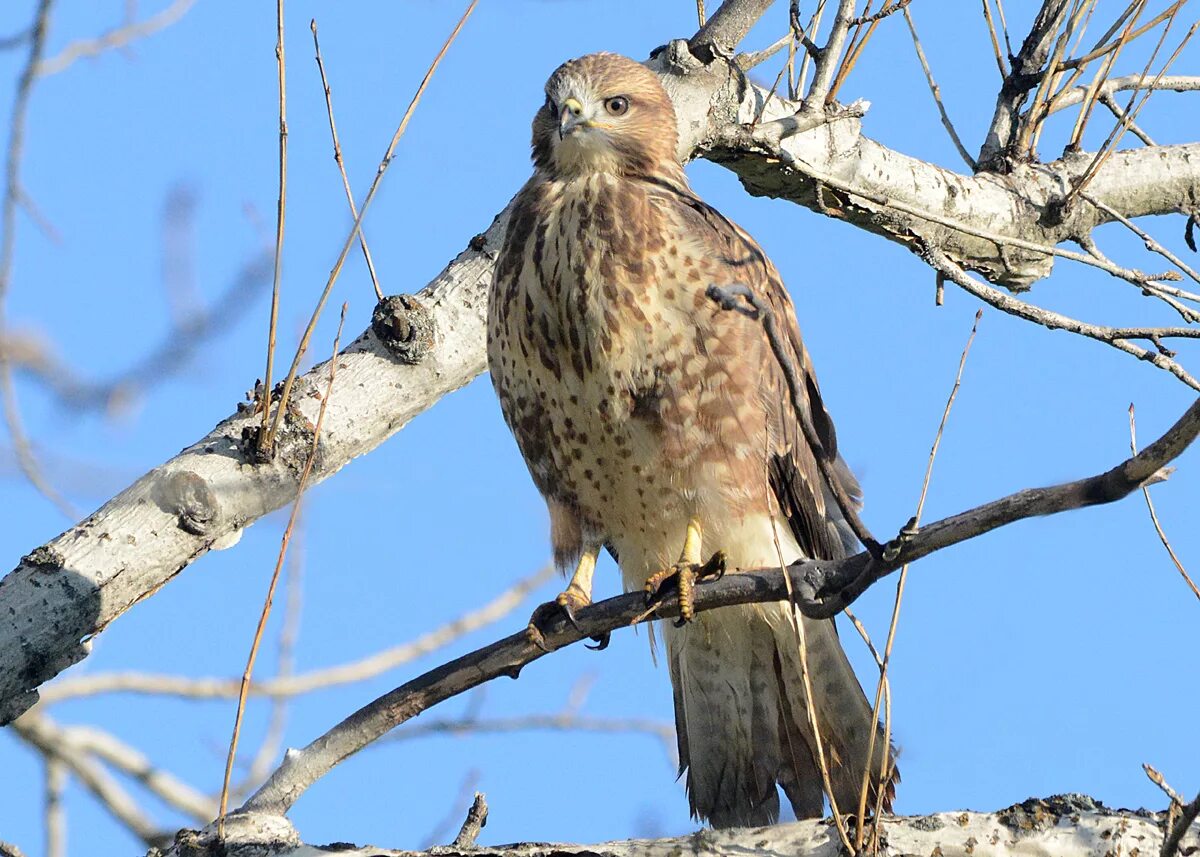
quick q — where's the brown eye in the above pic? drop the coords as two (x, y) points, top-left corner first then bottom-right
(604, 96), (629, 116)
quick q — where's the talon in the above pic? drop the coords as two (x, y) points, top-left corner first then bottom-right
(526, 619), (551, 652)
(585, 632), (610, 651)
(644, 549), (727, 625)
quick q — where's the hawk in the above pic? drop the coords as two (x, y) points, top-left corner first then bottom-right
(487, 52), (896, 828)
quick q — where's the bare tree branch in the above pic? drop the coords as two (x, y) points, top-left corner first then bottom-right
(35, 0), (198, 77)
(238, 392), (1199, 816)
(689, 0), (778, 59)
(161, 795), (1190, 857)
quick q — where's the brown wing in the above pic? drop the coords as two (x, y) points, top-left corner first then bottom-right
(647, 177), (860, 562)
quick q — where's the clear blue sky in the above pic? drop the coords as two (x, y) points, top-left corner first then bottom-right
(1, 1), (1197, 854)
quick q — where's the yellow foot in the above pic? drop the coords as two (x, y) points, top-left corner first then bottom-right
(643, 551), (727, 626)
(526, 586), (609, 652)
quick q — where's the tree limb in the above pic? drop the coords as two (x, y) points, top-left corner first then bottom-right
(238, 393), (1199, 816)
(158, 796), (1192, 857)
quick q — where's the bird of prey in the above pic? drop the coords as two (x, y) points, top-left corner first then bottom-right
(487, 52), (896, 828)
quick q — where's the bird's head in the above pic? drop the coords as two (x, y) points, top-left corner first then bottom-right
(531, 53), (680, 179)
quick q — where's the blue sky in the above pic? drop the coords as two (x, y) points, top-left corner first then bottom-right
(0, 1), (1197, 854)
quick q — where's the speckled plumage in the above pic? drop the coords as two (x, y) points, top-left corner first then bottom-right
(488, 53), (896, 828)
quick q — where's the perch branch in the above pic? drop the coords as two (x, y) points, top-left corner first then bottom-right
(239, 392), (1200, 815)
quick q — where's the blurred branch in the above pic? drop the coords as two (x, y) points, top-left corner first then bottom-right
(35, 0), (198, 77)
(241, 390), (1200, 815)
(0, 0), (75, 516)
(40, 566), (552, 704)
(12, 710), (169, 847)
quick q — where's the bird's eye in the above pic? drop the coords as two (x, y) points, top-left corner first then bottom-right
(604, 96), (630, 116)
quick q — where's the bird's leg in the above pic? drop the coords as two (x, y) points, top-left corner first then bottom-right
(528, 546), (606, 651)
(643, 519), (727, 627)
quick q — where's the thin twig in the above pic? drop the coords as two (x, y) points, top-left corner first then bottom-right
(1145, 763), (1188, 808)
(0, 0), (75, 517)
(1130, 403), (1199, 601)
(258, 0), (288, 455)
(982, 0), (1009, 77)
(13, 712), (164, 847)
(903, 7), (977, 170)
(219, 304), (348, 829)
(41, 566), (552, 704)
(311, 19), (382, 302)
(35, 0), (196, 76)
(264, 0), (477, 451)
(927, 247), (1200, 393)
(857, 308), (982, 850)
(422, 770), (481, 850)
(44, 759), (65, 857)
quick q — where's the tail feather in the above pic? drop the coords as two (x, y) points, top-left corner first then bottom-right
(666, 601), (898, 829)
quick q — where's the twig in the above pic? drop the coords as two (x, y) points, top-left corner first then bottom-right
(35, 0), (197, 76)
(982, 0), (1009, 77)
(1081, 191), (1200, 287)
(13, 711), (165, 847)
(219, 304), (347, 828)
(57, 724), (217, 821)
(451, 792), (489, 849)
(264, 0), (477, 451)
(45, 759), (65, 857)
(384, 713), (676, 765)
(0, 0), (75, 517)
(40, 566), (552, 704)
(1145, 763), (1188, 808)
(805, 0), (858, 108)
(858, 308), (982, 849)
(422, 770), (481, 850)
(258, 0), (288, 455)
(1068, 19), (1196, 204)
(242, 526), (305, 793)
(241, 392), (1200, 815)
(1097, 90), (1156, 145)
(706, 283), (881, 555)
(1130, 404), (1199, 601)
(927, 247), (1200, 394)
(311, 20), (382, 302)
(1163, 788), (1200, 857)
(903, 7), (977, 170)
(696, 0), (707, 29)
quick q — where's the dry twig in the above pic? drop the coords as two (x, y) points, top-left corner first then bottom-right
(1130, 404), (1199, 601)
(264, 0), (478, 451)
(311, 20), (383, 302)
(219, 304), (348, 827)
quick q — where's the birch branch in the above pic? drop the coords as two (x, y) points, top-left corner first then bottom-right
(159, 795), (1194, 857)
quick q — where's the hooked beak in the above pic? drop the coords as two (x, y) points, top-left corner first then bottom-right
(558, 97), (586, 140)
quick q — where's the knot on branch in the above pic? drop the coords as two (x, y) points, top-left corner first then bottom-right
(156, 470), (220, 537)
(372, 294), (435, 364)
(153, 813), (300, 857)
(20, 544), (64, 573)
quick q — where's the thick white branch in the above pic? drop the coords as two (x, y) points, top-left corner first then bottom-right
(156, 798), (1193, 857)
(0, 209), (507, 724)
